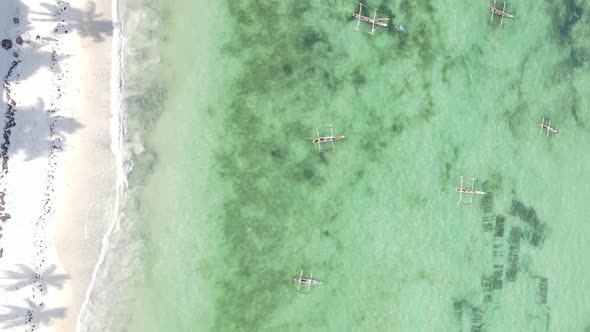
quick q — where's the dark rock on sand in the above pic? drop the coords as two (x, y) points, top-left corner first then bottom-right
(1, 39), (12, 50)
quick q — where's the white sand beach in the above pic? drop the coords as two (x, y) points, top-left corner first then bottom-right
(0, 1), (116, 331)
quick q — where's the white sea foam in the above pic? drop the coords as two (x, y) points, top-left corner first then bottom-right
(76, 0), (165, 330)
(76, 0), (128, 330)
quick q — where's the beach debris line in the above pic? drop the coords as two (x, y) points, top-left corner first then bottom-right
(489, 0), (514, 26)
(294, 270), (322, 293)
(352, 2), (389, 35)
(538, 117), (557, 138)
(308, 125), (346, 152)
(455, 176), (487, 205)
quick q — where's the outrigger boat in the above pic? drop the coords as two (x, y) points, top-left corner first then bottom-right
(456, 176), (486, 205)
(352, 3), (389, 35)
(309, 125), (346, 152)
(538, 117), (557, 138)
(489, 0), (513, 26)
(294, 270), (322, 293)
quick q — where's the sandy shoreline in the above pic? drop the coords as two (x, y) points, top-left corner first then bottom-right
(0, 1), (116, 331)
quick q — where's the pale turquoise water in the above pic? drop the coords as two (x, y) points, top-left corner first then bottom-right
(94, 0), (590, 330)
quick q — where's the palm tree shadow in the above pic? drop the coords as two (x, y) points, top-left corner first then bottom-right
(0, 299), (66, 329)
(2, 1), (83, 162)
(11, 39), (61, 80)
(31, 1), (113, 43)
(0, 304), (32, 329)
(2, 0), (65, 80)
(0, 264), (70, 294)
(10, 97), (84, 161)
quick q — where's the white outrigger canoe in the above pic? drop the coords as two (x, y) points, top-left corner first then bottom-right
(309, 125), (346, 152)
(456, 176), (487, 205)
(294, 270), (322, 293)
(489, 0), (513, 26)
(538, 117), (557, 138)
(352, 2), (389, 35)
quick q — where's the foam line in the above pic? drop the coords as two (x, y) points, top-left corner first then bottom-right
(76, 0), (127, 329)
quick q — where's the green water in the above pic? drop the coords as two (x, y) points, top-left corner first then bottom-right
(119, 0), (590, 330)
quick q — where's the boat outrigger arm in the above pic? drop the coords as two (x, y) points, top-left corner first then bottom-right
(294, 270), (322, 293)
(309, 125), (346, 152)
(352, 2), (389, 35)
(455, 176), (486, 205)
(489, 0), (513, 26)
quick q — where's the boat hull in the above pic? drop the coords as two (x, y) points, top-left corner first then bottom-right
(455, 188), (486, 195)
(313, 135), (346, 145)
(489, 7), (513, 18)
(538, 124), (557, 133)
(352, 13), (388, 27)
(294, 278), (322, 286)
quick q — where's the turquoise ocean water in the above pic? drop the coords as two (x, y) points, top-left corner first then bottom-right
(94, 0), (590, 330)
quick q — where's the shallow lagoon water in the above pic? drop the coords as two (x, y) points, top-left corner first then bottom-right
(105, 0), (590, 330)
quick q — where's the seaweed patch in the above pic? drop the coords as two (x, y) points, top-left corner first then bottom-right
(481, 264), (504, 305)
(492, 243), (503, 258)
(481, 265), (503, 292)
(480, 173), (502, 215)
(351, 67), (366, 87)
(547, 0), (590, 68)
(480, 193), (494, 215)
(482, 214), (494, 233)
(551, 0), (582, 41)
(509, 200), (547, 247)
(270, 148), (284, 159)
(281, 63), (293, 76)
(494, 215), (505, 238)
(452, 299), (464, 327)
(471, 306), (483, 332)
(298, 29), (328, 51)
(536, 277), (548, 305)
(505, 227), (522, 282)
